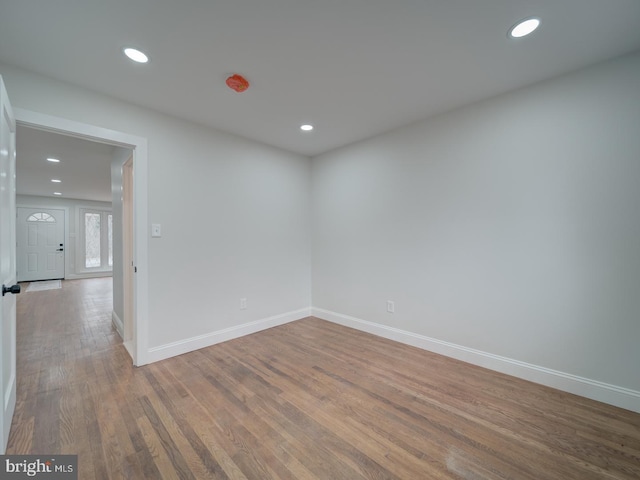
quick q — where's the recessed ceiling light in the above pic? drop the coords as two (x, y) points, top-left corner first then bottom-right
(51, 179), (61, 183)
(123, 47), (149, 63)
(53, 192), (62, 196)
(300, 124), (314, 131)
(509, 18), (540, 38)
(47, 157), (60, 163)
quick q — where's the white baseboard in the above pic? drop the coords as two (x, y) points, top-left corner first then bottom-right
(311, 307), (640, 414)
(112, 310), (124, 339)
(147, 308), (311, 364)
(65, 272), (113, 280)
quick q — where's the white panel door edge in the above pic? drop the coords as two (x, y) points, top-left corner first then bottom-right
(0, 75), (18, 453)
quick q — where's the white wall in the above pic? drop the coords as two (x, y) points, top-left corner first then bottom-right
(312, 53), (640, 402)
(2, 63), (312, 354)
(16, 194), (113, 279)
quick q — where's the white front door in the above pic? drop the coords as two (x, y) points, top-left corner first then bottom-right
(0, 76), (18, 453)
(17, 207), (65, 282)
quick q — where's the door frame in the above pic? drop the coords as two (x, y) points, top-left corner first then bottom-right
(14, 108), (149, 366)
(16, 206), (67, 282)
(122, 155), (135, 353)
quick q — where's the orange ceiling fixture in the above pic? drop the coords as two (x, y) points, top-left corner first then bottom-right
(226, 74), (250, 93)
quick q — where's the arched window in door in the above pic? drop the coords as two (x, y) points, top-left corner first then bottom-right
(27, 212), (56, 222)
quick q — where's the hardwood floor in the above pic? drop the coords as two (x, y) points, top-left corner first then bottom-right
(7, 278), (640, 479)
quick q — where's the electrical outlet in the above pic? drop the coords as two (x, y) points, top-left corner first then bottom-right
(387, 300), (395, 313)
(240, 298), (247, 310)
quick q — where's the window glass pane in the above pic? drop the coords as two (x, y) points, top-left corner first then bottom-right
(85, 213), (101, 268)
(27, 212), (55, 222)
(108, 214), (113, 267)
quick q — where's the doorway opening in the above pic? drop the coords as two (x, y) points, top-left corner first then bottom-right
(14, 108), (149, 366)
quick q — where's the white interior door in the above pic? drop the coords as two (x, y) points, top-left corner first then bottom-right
(17, 207), (65, 282)
(0, 76), (18, 453)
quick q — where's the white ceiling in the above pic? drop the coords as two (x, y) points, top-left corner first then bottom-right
(16, 127), (121, 203)
(1, 0), (640, 158)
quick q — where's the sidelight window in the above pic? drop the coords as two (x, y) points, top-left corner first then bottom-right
(80, 209), (113, 270)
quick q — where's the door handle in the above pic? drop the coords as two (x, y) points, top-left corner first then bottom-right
(56, 248), (64, 252)
(2, 284), (21, 296)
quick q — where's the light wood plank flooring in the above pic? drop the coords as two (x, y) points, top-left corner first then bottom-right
(7, 278), (640, 479)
